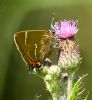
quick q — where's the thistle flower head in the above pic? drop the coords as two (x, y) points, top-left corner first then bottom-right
(51, 20), (78, 39)
(58, 39), (82, 72)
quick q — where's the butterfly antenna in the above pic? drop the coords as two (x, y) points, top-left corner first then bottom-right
(51, 12), (55, 29)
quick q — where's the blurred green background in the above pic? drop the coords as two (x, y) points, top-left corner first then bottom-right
(0, 0), (92, 100)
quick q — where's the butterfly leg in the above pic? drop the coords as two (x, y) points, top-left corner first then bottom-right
(28, 64), (34, 71)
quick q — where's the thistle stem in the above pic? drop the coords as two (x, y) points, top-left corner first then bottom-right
(45, 80), (60, 100)
(67, 73), (75, 100)
(52, 93), (58, 100)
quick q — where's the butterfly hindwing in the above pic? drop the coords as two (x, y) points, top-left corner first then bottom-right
(14, 30), (54, 67)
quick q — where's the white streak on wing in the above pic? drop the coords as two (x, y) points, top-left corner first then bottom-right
(35, 44), (37, 60)
(25, 31), (28, 45)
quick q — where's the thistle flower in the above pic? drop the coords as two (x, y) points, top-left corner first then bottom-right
(51, 20), (78, 39)
(51, 19), (81, 72)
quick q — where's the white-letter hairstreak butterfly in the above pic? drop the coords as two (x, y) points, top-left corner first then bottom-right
(14, 13), (60, 70)
(14, 30), (55, 69)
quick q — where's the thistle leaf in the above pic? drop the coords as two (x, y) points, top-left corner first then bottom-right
(70, 74), (88, 100)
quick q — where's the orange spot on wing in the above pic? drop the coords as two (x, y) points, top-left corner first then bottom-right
(28, 59), (41, 68)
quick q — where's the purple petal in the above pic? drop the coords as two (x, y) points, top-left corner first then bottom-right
(52, 20), (78, 39)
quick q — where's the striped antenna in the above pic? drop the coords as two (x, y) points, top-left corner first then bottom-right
(51, 12), (55, 28)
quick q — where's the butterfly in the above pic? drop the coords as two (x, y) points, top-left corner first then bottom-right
(14, 30), (56, 70)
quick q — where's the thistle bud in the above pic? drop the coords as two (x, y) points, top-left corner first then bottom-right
(58, 39), (82, 72)
(48, 65), (60, 77)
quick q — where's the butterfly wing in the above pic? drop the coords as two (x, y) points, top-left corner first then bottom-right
(40, 31), (54, 60)
(14, 30), (54, 65)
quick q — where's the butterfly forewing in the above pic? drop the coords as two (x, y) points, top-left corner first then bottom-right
(14, 30), (53, 66)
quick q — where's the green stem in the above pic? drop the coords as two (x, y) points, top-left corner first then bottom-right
(52, 93), (58, 100)
(67, 73), (75, 100)
(45, 78), (61, 100)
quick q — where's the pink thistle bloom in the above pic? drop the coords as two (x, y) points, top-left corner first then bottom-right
(51, 20), (78, 39)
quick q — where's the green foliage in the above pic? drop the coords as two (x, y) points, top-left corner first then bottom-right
(70, 74), (88, 100)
